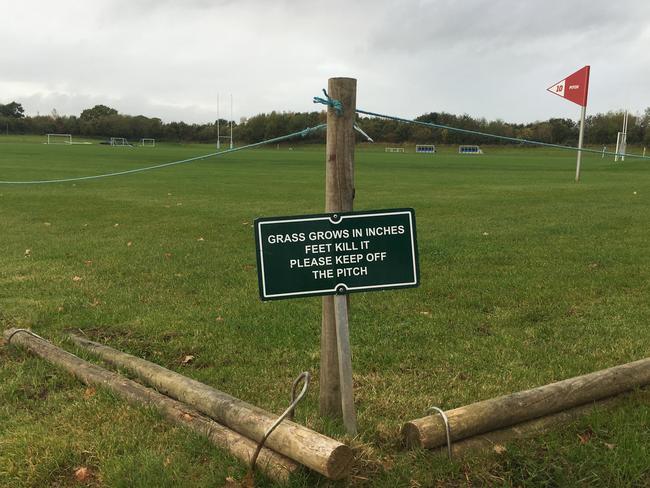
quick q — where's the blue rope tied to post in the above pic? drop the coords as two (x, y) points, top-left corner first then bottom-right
(313, 89), (343, 116)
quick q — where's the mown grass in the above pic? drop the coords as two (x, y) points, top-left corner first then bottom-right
(1, 135), (649, 487)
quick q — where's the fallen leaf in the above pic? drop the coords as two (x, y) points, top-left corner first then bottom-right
(163, 456), (172, 467)
(577, 428), (594, 444)
(127, 241), (133, 247)
(224, 476), (242, 487)
(24, 249), (31, 257)
(113, 223), (119, 227)
(89, 298), (101, 307)
(419, 311), (432, 317)
(182, 412), (193, 421)
(57, 306), (64, 312)
(74, 466), (91, 482)
(164, 253), (172, 259)
(216, 316), (224, 322)
(493, 444), (507, 454)
(84, 387), (96, 399)
(181, 355), (195, 365)
(44, 222), (51, 226)
(604, 442), (616, 450)
(72, 276), (83, 282)
(84, 260), (93, 266)
(197, 237), (205, 241)
(482, 231), (489, 236)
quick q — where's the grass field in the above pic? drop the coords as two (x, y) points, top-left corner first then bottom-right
(1, 135), (649, 487)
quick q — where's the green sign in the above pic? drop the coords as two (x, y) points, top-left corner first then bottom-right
(254, 209), (419, 300)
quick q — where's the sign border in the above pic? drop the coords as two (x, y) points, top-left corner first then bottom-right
(254, 208), (420, 300)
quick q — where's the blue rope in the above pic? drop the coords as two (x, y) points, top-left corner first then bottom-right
(313, 89), (343, 116)
(355, 108), (650, 160)
(0, 124), (327, 185)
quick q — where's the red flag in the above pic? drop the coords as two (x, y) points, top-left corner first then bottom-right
(547, 66), (590, 107)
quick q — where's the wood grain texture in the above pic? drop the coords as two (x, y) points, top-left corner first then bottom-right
(403, 357), (650, 449)
(320, 77), (357, 418)
(68, 333), (353, 480)
(3, 329), (297, 483)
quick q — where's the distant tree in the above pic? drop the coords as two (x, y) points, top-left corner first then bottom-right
(80, 104), (118, 120)
(0, 101), (25, 118)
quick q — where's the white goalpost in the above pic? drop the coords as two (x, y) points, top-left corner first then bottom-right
(46, 133), (72, 144)
(614, 111), (628, 162)
(110, 137), (129, 146)
(140, 138), (155, 147)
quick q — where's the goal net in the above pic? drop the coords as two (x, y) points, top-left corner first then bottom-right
(46, 133), (72, 144)
(110, 137), (128, 146)
(141, 138), (156, 147)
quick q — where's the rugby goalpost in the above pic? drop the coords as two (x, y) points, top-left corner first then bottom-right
(46, 133), (72, 144)
(614, 111), (628, 162)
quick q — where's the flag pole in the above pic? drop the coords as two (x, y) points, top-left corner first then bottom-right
(575, 104), (586, 182)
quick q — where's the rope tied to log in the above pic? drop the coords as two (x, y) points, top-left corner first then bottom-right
(427, 406), (453, 460)
(249, 371), (311, 475)
(313, 89), (343, 116)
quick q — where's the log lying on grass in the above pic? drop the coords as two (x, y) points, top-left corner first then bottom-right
(448, 394), (627, 457)
(68, 333), (353, 480)
(3, 328), (298, 483)
(403, 357), (650, 449)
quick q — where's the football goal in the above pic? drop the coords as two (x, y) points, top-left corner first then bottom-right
(385, 147), (405, 153)
(46, 133), (72, 145)
(415, 144), (436, 154)
(459, 145), (483, 154)
(140, 138), (156, 147)
(110, 137), (130, 146)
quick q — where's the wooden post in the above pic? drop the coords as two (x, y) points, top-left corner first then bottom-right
(320, 77), (357, 419)
(334, 295), (357, 435)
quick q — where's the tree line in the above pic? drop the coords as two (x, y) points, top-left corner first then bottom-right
(1, 101), (649, 147)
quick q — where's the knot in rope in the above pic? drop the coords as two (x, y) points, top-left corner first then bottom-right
(313, 89), (343, 116)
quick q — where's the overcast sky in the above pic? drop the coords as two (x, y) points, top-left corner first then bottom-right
(1, 0), (649, 124)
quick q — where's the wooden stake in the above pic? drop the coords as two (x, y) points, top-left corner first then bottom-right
(334, 295), (357, 435)
(402, 356), (650, 449)
(320, 77), (357, 418)
(3, 329), (298, 483)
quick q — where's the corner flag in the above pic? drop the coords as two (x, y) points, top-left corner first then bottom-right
(547, 65), (590, 107)
(547, 65), (591, 182)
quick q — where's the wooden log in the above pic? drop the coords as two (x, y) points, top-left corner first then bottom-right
(68, 333), (353, 480)
(2, 329), (297, 483)
(402, 357), (650, 449)
(320, 77), (357, 418)
(449, 395), (626, 457)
